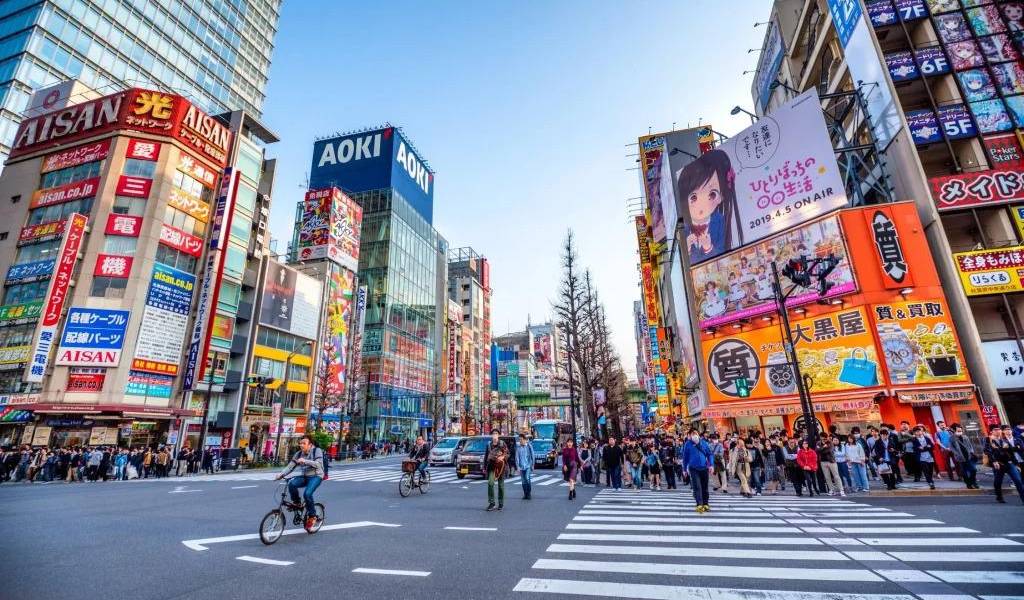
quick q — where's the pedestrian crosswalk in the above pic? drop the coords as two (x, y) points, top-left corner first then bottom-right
(145, 467), (574, 486)
(513, 489), (1024, 600)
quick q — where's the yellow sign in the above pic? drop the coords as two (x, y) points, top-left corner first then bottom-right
(0, 345), (30, 365)
(1012, 206), (1024, 240)
(952, 245), (1024, 296)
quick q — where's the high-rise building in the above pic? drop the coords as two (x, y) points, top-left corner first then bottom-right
(308, 126), (446, 442)
(752, 0), (1019, 426)
(0, 85), (277, 448)
(0, 0), (281, 165)
(447, 247), (491, 430)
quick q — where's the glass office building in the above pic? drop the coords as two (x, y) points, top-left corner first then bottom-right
(0, 0), (280, 164)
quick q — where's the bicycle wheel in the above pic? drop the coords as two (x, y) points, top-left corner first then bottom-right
(398, 472), (413, 497)
(307, 503), (325, 534)
(259, 509), (285, 545)
(418, 471), (430, 494)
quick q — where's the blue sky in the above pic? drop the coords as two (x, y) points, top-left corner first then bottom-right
(260, 1), (769, 379)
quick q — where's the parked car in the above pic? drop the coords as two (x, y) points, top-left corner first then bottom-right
(429, 436), (466, 467)
(531, 439), (557, 469)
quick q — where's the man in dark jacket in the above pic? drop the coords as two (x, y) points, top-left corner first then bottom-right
(948, 423), (979, 489)
(483, 430), (509, 511)
(985, 425), (1024, 504)
(682, 431), (713, 512)
(871, 429), (899, 490)
(602, 437), (624, 490)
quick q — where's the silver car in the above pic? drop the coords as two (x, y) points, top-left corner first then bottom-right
(429, 436), (467, 467)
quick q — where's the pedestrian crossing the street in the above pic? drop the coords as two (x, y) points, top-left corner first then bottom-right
(513, 488), (1024, 600)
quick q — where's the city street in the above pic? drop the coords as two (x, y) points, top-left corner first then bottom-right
(2, 457), (1023, 600)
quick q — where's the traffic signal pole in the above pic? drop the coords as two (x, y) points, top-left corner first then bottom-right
(771, 260), (819, 447)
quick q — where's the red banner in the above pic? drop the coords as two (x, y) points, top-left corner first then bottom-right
(104, 214), (143, 237)
(41, 139), (110, 173)
(930, 168), (1024, 211)
(18, 220), (66, 245)
(66, 371), (105, 393)
(125, 138), (161, 161)
(984, 134), (1024, 169)
(159, 224), (204, 257)
(31, 176), (100, 209)
(115, 175), (152, 198)
(94, 254), (133, 278)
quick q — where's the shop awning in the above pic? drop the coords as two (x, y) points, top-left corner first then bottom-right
(702, 394), (878, 419)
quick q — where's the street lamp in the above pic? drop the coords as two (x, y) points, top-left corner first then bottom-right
(730, 106), (758, 125)
(274, 339), (313, 462)
(770, 79), (800, 95)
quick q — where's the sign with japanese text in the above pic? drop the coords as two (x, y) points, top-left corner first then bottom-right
(866, 206), (913, 287)
(125, 138), (161, 161)
(908, 109), (942, 145)
(65, 368), (105, 393)
(5, 259), (55, 283)
(930, 168), (1024, 211)
(641, 262), (659, 326)
(982, 339), (1024, 390)
(104, 214), (142, 237)
(0, 301), (42, 326)
(168, 185), (210, 222)
(159, 224), (203, 257)
(25, 214), (87, 382)
(691, 213), (855, 329)
(18, 220), (66, 245)
(124, 370), (174, 398)
(177, 153), (217, 188)
(55, 308), (130, 367)
(30, 176), (99, 209)
(635, 215), (651, 264)
(1012, 206), (1024, 239)
(115, 175), (152, 198)
(0, 346), (30, 367)
(984, 134), (1024, 169)
(296, 188), (363, 271)
(679, 90), (848, 264)
(703, 306), (881, 404)
(873, 299), (969, 386)
(897, 387), (976, 406)
(41, 139), (111, 173)
(132, 263), (196, 376)
(93, 254), (133, 278)
(953, 245), (1024, 295)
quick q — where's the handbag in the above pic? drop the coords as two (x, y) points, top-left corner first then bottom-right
(838, 347), (879, 387)
(925, 344), (959, 377)
(877, 462), (892, 475)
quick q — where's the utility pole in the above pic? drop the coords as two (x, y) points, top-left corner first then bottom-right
(274, 340), (312, 463)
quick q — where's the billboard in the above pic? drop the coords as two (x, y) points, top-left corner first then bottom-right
(321, 267), (356, 397)
(953, 245), (1024, 296)
(25, 214), (87, 382)
(55, 308), (130, 367)
(132, 263), (196, 376)
(259, 261), (322, 340)
(982, 340), (1024, 390)
(310, 127), (434, 223)
(297, 188), (363, 271)
(752, 19), (785, 111)
(678, 90), (848, 265)
(930, 167), (1024, 211)
(873, 299), (968, 386)
(691, 213), (855, 329)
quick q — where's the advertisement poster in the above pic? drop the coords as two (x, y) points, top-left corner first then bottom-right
(168, 186), (210, 222)
(125, 370), (174, 398)
(886, 51), (920, 81)
(907, 109), (943, 144)
(330, 189), (362, 273)
(30, 176), (99, 210)
(55, 308), (131, 367)
(0, 301), (42, 326)
(979, 34), (1019, 64)
(1012, 205), (1024, 239)
(936, 13), (972, 43)
(105, 214), (143, 237)
(322, 267), (356, 397)
(259, 261), (297, 333)
(873, 299), (969, 385)
(752, 20), (785, 111)
(984, 133), (1024, 168)
(691, 213), (855, 329)
(66, 368), (105, 393)
(970, 98), (1014, 133)
(297, 191), (331, 260)
(981, 339), (1024, 390)
(929, 167), (1024, 210)
(638, 135), (668, 248)
(953, 245), (1024, 295)
(948, 40), (985, 71)
(132, 263), (196, 375)
(703, 306), (881, 403)
(957, 69), (997, 101)
(678, 90), (848, 264)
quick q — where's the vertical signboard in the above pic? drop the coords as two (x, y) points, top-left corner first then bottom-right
(349, 285), (368, 405)
(132, 263), (196, 375)
(25, 214), (88, 383)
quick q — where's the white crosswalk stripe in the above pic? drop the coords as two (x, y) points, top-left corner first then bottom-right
(512, 488), (1024, 600)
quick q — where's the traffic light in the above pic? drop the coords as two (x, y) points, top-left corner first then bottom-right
(247, 376), (275, 386)
(735, 377), (750, 398)
(816, 254), (840, 297)
(781, 255), (811, 287)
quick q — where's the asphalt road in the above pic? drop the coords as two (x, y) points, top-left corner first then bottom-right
(2, 458), (1023, 600)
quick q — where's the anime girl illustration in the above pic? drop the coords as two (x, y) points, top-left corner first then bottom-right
(968, 5), (1005, 36)
(935, 14), (971, 43)
(948, 40), (985, 70)
(1005, 96), (1024, 128)
(971, 99), (1015, 133)
(679, 149), (740, 263)
(978, 34), (1020, 63)
(958, 69), (997, 101)
(701, 280), (727, 319)
(927, 0), (959, 13)
(992, 62), (1024, 95)
(755, 265), (774, 301)
(1003, 2), (1024, 32)
(726, 271), (747, 309)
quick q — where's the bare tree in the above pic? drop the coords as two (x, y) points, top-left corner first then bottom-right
(310, 363), (344, 434)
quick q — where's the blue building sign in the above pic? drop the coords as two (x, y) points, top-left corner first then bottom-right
(310, 126), (434, 223)
(6, 258), (55, 283)
(58, 308), (130, 349)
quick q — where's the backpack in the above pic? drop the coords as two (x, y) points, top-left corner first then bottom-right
(645, 453), (658, 467)
(319, 448), (330, 480)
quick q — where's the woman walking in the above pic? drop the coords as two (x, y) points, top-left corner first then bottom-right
(845, 433), (870, 492)
(762, 438), (781, 494)
(561, 438), (580, 500)
(729, 438), (753, 498)
(796, 440), (819, 496)
(645, 447), (662, 491)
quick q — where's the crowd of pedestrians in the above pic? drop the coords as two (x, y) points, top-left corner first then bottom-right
(542, 419), (1024, 508)
(0, 444), (225, 483)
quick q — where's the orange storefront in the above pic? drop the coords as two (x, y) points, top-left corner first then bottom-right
(697, 202), (984, 436)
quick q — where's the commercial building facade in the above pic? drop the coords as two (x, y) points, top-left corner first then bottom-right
(0, 0), (281, 165)
(448, 246), (491, 431)
(309, 126), (447, 442)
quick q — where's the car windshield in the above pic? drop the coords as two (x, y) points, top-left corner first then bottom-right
(532, 440), (554, 453)
(464, 438), (489, 452)
(433, 438), (460, 449)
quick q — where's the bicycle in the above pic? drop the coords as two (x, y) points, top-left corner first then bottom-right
(259, 478), (325, 545)
(398, 460), (430, 497)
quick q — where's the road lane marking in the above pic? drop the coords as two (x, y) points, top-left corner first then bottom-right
(532, 558), (880, 581)
(557, 533), (821, 545)
(875, 570), (938, 582)
(889, 551), (1024, 562)
(353, 568), (430, 577)
(929, 570), (1024, 584)
(835, 527), (978, 534)
(444, 526), (497, 531)
(545, 544), (847, 561)
(231, 485), (258, 489)
(858, 537), (1021, 546)
(565, 523), (802, 533)
(236, 556), (293, 566)
(181, 521), (401, 551)
(512, 578), (917, 599)
(573, 515), (779, 524)
(169, 486), (201, 493)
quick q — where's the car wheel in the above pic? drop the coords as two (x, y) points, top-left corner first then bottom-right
(457, 472), (465, 479)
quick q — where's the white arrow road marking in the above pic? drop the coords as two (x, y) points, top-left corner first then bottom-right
(353, 568), (430, 577)
(445, 526), (497, 531)
(231, 485), (258, 490)
(236, 556), (294, 566)
(181, 521), (401, 551)
(169, 486), (201, 494)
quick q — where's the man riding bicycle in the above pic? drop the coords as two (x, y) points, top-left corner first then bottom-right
(275, 434), (324, 531)
(409, 436), (429, 481)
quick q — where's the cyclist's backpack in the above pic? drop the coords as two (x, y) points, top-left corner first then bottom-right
(321, 449), (330, 480)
